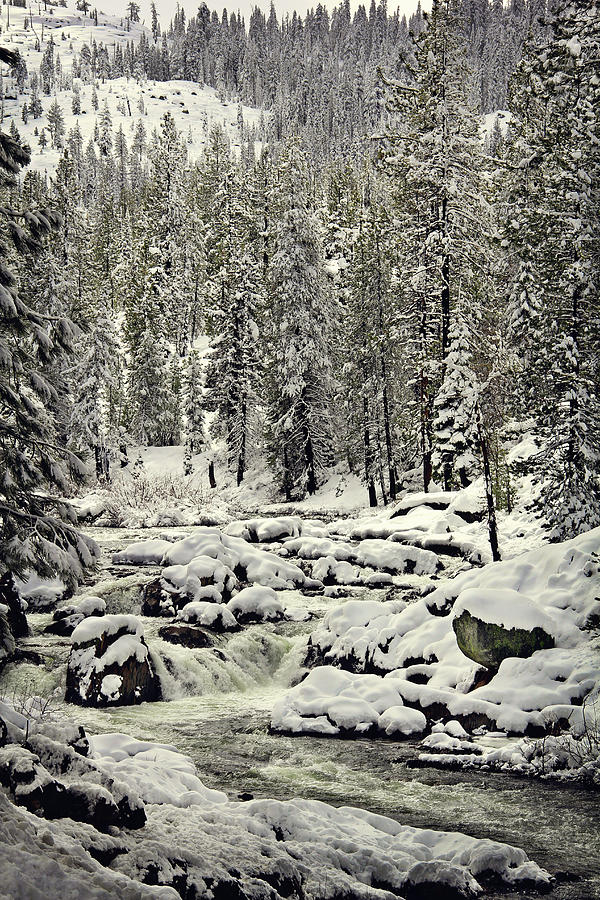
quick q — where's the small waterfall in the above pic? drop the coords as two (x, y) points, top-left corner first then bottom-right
(152, 627), (299, 701)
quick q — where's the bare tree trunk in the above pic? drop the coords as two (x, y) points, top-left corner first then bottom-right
(363, 396), (377, 507)
(208, 460), (217, 489)
(476, 401), (501, 562)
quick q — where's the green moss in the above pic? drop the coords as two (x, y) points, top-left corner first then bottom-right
(453, 609), (554, 670)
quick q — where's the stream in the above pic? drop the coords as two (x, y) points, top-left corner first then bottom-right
(3, 524), (600, 899)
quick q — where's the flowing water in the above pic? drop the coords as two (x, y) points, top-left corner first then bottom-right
(3, 525), (600, 899)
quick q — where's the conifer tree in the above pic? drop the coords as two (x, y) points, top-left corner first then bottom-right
(266, 147), (335, 498)
(0, 46), (96, 583)
(505, 0), (600, 540)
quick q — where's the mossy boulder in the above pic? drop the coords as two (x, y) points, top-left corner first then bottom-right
(453, 608), (555, 670)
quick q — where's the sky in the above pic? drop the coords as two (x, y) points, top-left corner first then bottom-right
(98, 0), (428, 28)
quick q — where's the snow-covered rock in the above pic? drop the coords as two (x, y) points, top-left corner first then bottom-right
(299, 528), (600, 734)
(161, 555), (237, 604)
(45, 595), (106, 637)
(224, 516), (303, 543)
(117, 526), (307, 589)
(272, 666), (427, 737)
(66, 615), (160, 707)
(452, 589), (556, 669)
(176, 600), (239, 632)
(226, 586), (284, 624)
(284, 534), (441, 575)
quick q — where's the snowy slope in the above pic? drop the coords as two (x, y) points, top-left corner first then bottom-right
(1, 2), (263, 175)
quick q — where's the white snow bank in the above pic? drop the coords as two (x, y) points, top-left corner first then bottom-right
(272, 666), (426, 736)
(89, 734), (228, 808)
(297, 528), (600, 734)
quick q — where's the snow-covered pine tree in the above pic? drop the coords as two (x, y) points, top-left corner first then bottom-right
(70, 294), (122, 480)
(0, 45), (97, 583)
(183, 350), (207, 476)
(382, 0), (490, 490)
(266, 145), (335, 498)
(431, 301), (479, 489)
(506, 0), (600, 540)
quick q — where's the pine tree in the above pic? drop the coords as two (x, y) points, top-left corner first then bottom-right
(382, 0), (491, 491)
(506, 0), (600, 540)
(431, 303), (479, 489)
(47, 98), (65, 149)
(266, 147), (335, 498)
(0, 46), (97, 583)
(183, 350), (206, 475)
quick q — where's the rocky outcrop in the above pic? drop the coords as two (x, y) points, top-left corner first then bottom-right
(0, 742), (145, 829)
(453, 608), (555, 670)
(158, 623), (214, 648)
(65, 615), (160, 707)
(45, 595), (106, 637)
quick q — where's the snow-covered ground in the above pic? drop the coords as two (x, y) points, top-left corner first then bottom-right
(2, 2), (263, 175)
(0, 709), (553, 899)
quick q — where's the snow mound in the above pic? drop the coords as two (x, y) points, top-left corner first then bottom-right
(272, 666), (426, 736)
(113, 540), (174, 566)
(89, 734), (228, 808)
(176, 601), (238, 631)
(284, 534), (441, 575)
(224, 516), (303, 542)
(226, 586), (284, 623)
(116, 526), (307, 589)
(161, 555), (237, 604)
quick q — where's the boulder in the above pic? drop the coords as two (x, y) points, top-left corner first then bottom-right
(45, 595), (106, 637)
(158, 623), (214, 648)
(141, 577), (174, 616)
(65, 615), (160, 707)
(0, 745), (145, 829)
(453, 608), (555, 670)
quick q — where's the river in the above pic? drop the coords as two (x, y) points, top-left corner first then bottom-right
(3, 524), (599, 899)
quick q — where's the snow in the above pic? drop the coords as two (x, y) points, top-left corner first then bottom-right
(272, 666), (427, 736)
(453, 588), (559, 635)
(2, 4), (264, 177)
(116, 526), (307, 589)
(161, 555), (237, 604)
(89, 733), (228, 808)
(0, 713), (554, 897)
(14, 572), (67, 608)
(72, 613), (144, 645)
(113, 539), (173, 566)
(176, 601), (238, 630)
(224, 516), (303, 542)
(283, 534), (441, 575)
(226, 585), (284, 621)
(289, 528), (600, 734)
